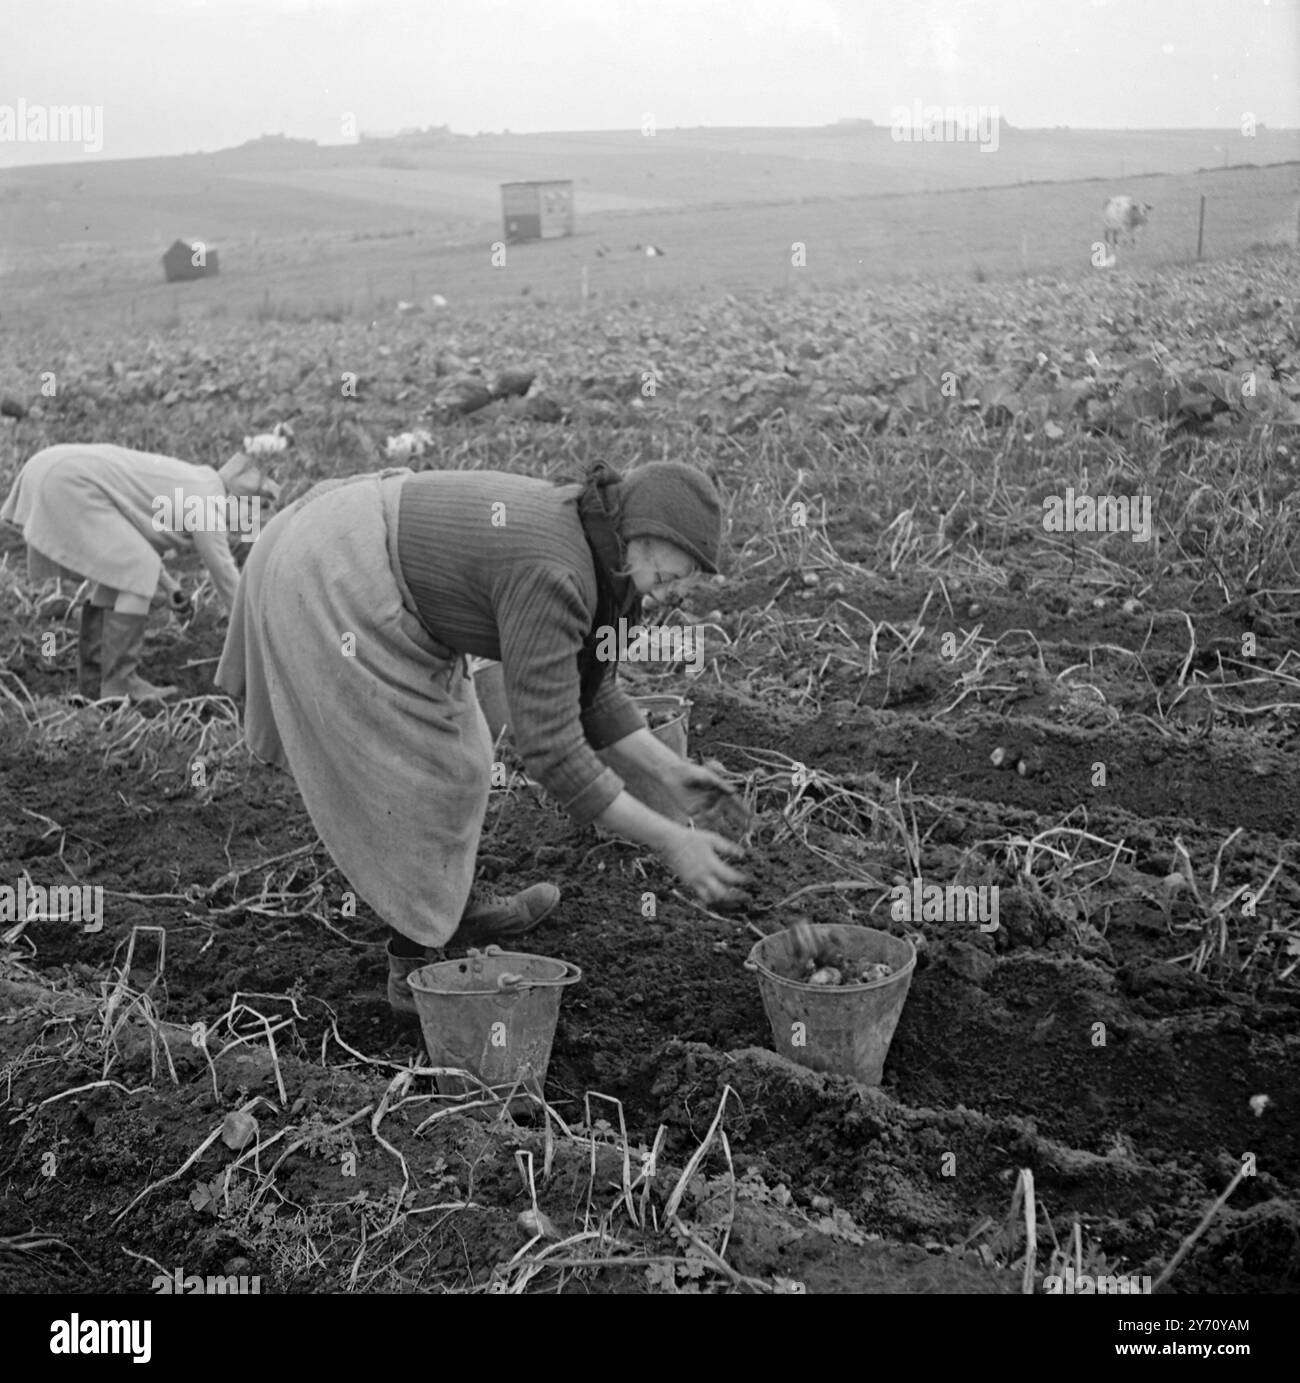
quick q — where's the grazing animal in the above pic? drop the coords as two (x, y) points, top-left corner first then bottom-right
(1102, 196), (1152, 249)
(645, 244), (665, 257)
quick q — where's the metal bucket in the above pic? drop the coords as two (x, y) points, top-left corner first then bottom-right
(744, 924), (917, 1087)
(635, 693), (690, 755)
(407, 946), (581, 1110)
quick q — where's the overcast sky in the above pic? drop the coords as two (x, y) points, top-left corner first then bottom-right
(1, 0), (1296, 165)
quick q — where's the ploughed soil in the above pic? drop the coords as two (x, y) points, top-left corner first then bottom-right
(1, 510), (1298, 1297)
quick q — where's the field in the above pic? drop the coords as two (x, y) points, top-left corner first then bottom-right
(1, 136), (1300, 1295)
(2, 124), (1298, 329)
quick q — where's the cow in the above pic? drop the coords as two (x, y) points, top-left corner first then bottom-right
(1103, 196), (1152, 250)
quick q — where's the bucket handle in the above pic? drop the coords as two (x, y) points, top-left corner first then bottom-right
(494, 960), (582, 990)
(459, 948), (581, 990)
(635, 694), (691, 714)
(496, 961), (582, 990)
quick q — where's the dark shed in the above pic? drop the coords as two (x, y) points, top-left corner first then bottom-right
(162, 239), (219, 282)
(500, 181), (574, 243)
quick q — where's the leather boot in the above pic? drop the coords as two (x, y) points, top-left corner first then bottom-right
(100, 612), (179, 703)
(387, 939), (434, 1018)
(454, 883), (560, 948)
(75, 604), (105, 700)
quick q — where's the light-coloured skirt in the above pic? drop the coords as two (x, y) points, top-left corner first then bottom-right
(1, 449), (159, 611)
(215, 470), (493, 948)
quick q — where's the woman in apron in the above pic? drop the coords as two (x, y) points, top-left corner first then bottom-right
(2, 443), (279, 702)
(215, 460), (750, 1015)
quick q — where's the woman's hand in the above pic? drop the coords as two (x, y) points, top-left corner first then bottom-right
(150, 574), (177, 611)
(663, 760), (750, 837)
(152, 571), (191, 617)
(593, 788), (750, 907)
(661, 824), (750, 907)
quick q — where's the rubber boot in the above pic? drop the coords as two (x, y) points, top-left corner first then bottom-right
(454, 883), (560, 948)
(386, 939), (432, 1018)
(100, 611), (179, 703)
(75, 604), (105, 700)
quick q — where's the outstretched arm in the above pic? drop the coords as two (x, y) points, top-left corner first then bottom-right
(593, 788), (748, 907)
(191, 528), (242, 613)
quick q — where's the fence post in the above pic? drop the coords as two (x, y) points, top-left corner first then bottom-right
(1196, 195), (1206, 260)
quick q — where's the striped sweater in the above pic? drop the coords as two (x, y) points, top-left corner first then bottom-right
(396, 469), (646, 825)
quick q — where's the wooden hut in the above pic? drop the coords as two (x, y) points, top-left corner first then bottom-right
(500, 181), (574, 243)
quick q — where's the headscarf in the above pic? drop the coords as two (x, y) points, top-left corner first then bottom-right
(618, 461), (722, 574)
(572, 462), (641, 709)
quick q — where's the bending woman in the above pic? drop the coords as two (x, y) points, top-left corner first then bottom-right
(215, 460), (749, 1016)
(2, 443), (279, 702)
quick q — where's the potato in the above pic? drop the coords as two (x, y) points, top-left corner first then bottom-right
(855, 961), (894, 984)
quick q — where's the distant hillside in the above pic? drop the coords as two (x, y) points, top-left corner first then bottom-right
(1, 158), (1295, 334)
(2, 124), (1298, 261)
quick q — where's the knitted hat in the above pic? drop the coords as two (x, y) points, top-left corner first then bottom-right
(617, 462), (723, 574)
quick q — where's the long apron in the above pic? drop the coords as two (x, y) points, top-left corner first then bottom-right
(1, 447), (165, 612)
(215, 470), (493, 948)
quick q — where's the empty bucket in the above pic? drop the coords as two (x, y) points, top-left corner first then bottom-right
(407, 946), (581, 1109)
(744, 924), (916, 1086)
